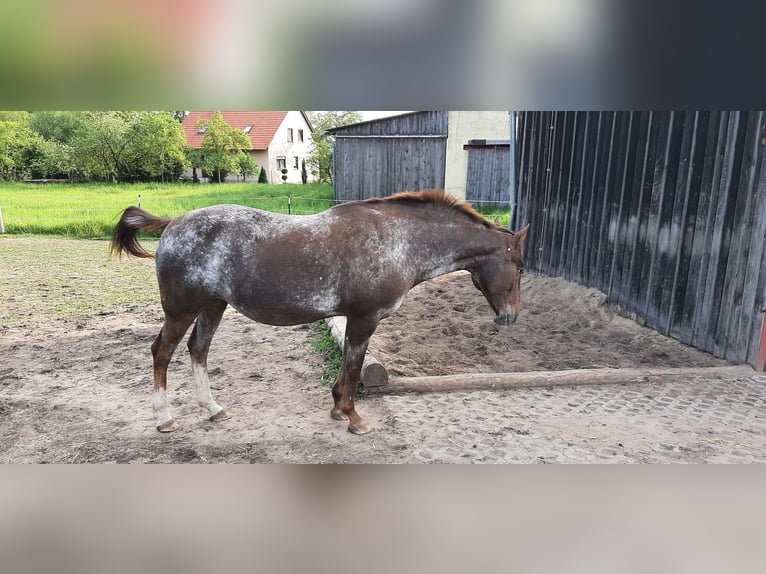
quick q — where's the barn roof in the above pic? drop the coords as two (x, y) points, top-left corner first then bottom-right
(325, 111), (448, 138)
(325, 111), (423, 133)
(182, 111), (313, 150)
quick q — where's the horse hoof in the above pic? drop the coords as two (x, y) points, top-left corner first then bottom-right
(331, 408), (348, 421)
(209, 409), (230, 422)
(157, 419), (180, 433)
(348, 421), (372, 435)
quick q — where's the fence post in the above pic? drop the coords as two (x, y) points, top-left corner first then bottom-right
(0, 204), (4, 234)
(138, 194), (142, 209)
(288, 195), (291, 215)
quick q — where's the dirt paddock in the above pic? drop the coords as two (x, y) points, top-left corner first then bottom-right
(1, 238), (763, 463)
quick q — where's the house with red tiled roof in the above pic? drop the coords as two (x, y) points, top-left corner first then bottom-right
(181, 111), (314, 183)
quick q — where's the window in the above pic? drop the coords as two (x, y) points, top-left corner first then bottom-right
(276, 157), (286, 170)
(197, 125), (208, 135)
(293, 156), (299, 169)
(243, 125), (253, 133)
(298, 129), (304, 143)
(287, 128), (293, 142)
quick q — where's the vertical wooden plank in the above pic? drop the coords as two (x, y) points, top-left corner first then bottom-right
(569, 112), (591, 283)
(744, 114), (766, 366)
(619, 111), (653, 321)
(538, 111), (560, 276)
(520, 112), (534, 228)
(582, 112), (610, 287)
(527, 111), (548, 272)
(664, 111), (698, 336)
(515, 111), (530, 230)
(593, 112), (620, 291)
(607, 111), (636, 304)
(703, 112), (741, 356)
(520, 112), (538, 268)
(574, 112), (602, 286)
(711, 112), (747, 357)
(465, 150), (475, 202)
(557, 112), (579, 279)
(651, 112), (686, 331)
(627, 111), (663, 325)
(670, 111), (709, 342)
(687, 112), (725, 351)
(546, 112), (568, 275)
(642, 111), (675, 327)
(721, 112), (760, 362)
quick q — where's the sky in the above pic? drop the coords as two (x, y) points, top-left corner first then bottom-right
(359, 111), (412, 121)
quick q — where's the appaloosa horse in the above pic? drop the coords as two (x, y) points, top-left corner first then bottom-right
(111, 190), (528, 434)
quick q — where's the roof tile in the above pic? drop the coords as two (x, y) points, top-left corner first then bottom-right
(182, 111), (292, 150)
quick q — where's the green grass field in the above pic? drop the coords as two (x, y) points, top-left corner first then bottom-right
(0, 181), (511, 238)
(0, 182), (335, 237)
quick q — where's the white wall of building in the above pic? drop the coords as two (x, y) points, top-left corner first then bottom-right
(266, 111), (314, 184)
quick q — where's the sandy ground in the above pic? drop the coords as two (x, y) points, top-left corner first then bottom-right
(1, 238), (763, 463)
(368, 272), (729, 375)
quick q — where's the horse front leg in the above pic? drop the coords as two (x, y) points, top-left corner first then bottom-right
(330, 316), (377, 435)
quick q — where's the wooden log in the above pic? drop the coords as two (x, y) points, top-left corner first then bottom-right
(373, 365), (754, 394)
(324, 316), (389, 387)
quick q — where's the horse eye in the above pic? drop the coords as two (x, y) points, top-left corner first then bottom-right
(518, 267), (525, 274)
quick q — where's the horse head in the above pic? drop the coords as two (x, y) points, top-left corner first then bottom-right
(470, 224), (529, 326)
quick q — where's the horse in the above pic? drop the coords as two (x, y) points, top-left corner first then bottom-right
(111, 190), (528, 434)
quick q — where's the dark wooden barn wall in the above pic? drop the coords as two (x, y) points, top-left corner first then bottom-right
(465, 144), (511, 207)
(330, 112), (448, 201)
(516, 111), (766, 367)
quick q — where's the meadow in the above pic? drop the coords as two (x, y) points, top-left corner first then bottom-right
(0, 181), (511, 238)
(0, 182), (336, 237)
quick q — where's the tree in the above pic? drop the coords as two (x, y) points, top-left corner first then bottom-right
(305, 111), (362, 184)
(194, 111), (251, 183)
(73, 111), (129, 181)
(73, 111), (187, 182)
(0, 112), (38, 180)
(236, 154), (258, 182)
(127, 112), (188, 182)
(26, 111), (86, 180)
(29, 139), (76, 179)
(258, 165), (268, 183)
(28, 111), (87, 145)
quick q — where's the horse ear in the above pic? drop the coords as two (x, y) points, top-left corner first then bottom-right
(493, 217), (501, 226)
(514, 225), (529, 242)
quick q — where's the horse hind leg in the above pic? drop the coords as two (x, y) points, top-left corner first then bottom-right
(187, 300), (230, 423)
(151, 313), (196, 432)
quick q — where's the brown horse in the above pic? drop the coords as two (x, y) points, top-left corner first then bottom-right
(111, 190), (528, 434)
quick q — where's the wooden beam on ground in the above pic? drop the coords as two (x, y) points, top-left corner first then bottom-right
(372, 365), (754, 394)
(324, 316), (389, 387)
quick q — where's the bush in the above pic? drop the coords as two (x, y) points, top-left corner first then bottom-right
(202, 167), (229, 183)
(258, 166), (268, 183)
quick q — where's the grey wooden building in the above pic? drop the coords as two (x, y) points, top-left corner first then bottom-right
(326, 111), (511, 204)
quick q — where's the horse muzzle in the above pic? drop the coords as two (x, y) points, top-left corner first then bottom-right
(494, 312), (517, 326)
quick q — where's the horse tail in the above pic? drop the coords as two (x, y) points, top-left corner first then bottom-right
(110, 206), (173, 259)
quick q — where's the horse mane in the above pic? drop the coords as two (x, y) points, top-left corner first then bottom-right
(361, 189), (511, 232)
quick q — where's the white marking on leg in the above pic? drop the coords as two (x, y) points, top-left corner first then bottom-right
(152, 388), (173, 428)
(192, 363), (224, 418)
